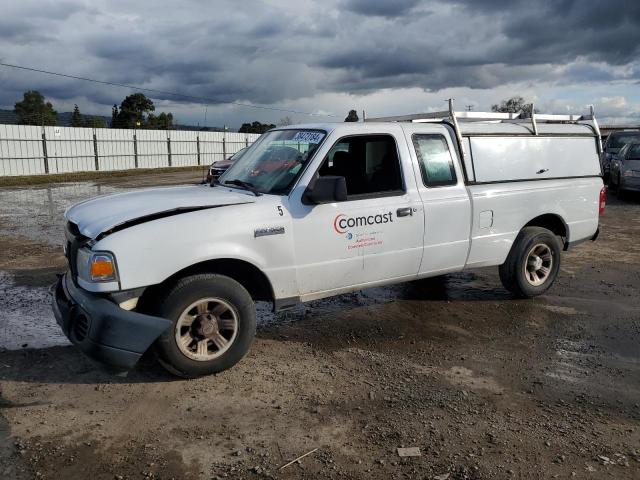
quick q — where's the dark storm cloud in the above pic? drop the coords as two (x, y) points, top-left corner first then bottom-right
(0, 19), (52, 43)
(0, 0), (638, 118)
(451, 0), (640, 64)
(341, 0), (421, 17)
(318, 0), (640, 94)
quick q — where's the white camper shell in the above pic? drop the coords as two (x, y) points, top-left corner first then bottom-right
(53, 104), (605, 377)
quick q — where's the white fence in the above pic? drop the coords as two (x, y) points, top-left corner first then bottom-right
(0, 124), (261, 176)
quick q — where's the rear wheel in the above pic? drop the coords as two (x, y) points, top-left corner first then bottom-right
(499, 227), (561, 298)
(153, 274), (256, 377)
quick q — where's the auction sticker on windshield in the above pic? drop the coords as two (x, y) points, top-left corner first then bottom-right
(292, 131), (324, 143)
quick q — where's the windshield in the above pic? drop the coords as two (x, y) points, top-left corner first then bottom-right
(229, 147), (247, 161)
(628, 144), (640, 160)
(220, 129), (326, 194)
(607, 133), (640, 149)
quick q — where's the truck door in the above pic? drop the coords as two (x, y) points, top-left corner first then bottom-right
(404, 126), (472, 275)
(289, 131), (424, 298)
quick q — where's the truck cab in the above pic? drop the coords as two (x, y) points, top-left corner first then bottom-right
(53, 108), (604, 377)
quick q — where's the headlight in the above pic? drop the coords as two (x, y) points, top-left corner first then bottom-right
(77, 249), (118, 283)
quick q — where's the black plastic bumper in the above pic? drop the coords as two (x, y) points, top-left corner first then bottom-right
(52, 272), (172, 369)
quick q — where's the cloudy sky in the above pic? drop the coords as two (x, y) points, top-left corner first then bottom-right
(1, 0), (639, 128)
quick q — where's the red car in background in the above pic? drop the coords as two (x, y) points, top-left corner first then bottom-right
(249, 145), (302, 177)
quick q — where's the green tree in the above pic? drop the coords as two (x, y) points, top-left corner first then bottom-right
(238, 121), (275, 134)
(115, 93), (155, 128)
(71, 104), (83, 127)
(84, 117), (107, 128)
(14, 90), (58, 126)
(491, 96), (538, 117)
(344, 109), (359, 122)
(146, 112), (174, 130)
(110, 104), (119, 128)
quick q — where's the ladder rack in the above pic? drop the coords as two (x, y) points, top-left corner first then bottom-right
(365, 99), (603, 154)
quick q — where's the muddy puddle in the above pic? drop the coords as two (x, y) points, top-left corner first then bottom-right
(0, 271), (68, 350)
(0, 183), (127, 246)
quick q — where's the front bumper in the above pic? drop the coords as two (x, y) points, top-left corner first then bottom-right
(52, 272), (172, 369)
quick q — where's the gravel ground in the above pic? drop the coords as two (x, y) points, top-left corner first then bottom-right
(0, 171), (639, 480)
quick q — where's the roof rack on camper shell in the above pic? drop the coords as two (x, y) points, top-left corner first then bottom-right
(365, 99), (603, 154)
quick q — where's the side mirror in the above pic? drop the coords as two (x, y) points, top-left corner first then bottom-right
(303, 176), (347, 204)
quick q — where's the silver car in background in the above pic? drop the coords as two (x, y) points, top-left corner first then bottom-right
(609, 142), (640, 197)
(601, 131), (640, 178)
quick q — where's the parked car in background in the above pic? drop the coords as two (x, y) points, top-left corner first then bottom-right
(601, 131), (640, 178)
(609, 142), (640, 197)
(206, 147), (247, 183)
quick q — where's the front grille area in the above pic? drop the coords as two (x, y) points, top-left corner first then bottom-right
(211, 167), (227, 178)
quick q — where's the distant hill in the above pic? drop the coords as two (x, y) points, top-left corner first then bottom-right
(0, 108), (227, 131)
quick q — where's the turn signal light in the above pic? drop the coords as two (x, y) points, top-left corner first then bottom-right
(599, 186), (606, 215)
(90, 254), (116, 281)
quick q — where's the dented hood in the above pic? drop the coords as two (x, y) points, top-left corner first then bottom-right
(65, 185), (255, 239)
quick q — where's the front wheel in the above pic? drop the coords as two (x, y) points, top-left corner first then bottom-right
(153, 274), (256, 378)
(615, 176), (628, 200)
(499, 227), (562, 298)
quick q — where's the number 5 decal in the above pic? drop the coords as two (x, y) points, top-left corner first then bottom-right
(277, 206), (284, 216)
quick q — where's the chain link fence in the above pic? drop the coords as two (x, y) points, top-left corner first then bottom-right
(0, 124), (260, 176)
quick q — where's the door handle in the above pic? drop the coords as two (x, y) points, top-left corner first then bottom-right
(396, 207), (413, 217)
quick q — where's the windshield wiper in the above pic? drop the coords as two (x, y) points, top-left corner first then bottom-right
(223, 179), (263, 196)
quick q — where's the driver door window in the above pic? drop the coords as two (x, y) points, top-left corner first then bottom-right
(317, 135), (404, 198)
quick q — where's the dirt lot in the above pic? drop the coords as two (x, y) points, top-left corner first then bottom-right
(0, 171), (639, 480)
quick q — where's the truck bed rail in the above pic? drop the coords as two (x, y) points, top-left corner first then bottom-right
(365, 100), (603, 154)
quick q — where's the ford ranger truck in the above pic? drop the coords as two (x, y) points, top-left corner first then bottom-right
(53, 112), (604, 377)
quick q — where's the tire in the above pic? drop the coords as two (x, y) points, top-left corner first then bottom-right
(152, 274), (256, 378)
(499, 227), (562, 298)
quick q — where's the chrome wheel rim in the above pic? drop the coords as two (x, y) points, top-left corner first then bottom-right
(524, 243), (553, 287)
(175, 298), (238, 361)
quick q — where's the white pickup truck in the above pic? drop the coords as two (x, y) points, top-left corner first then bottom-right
(53, 107), (605, 377)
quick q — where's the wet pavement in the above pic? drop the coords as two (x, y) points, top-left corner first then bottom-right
(0, 171), (639, 479)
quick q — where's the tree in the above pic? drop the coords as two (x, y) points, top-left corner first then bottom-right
(344, 109), (359, 122)
(115, 93), (155, 128)
(71, 104), (83, 127)
(146, 112), (174, 130)
(110, 105), (119, 128)
(491, 96), (538, 117)
(112, 94), (174, 129)
(84, 117), (107, 128)
(238, 121), (276, 134)
(14, 90), (58, 126)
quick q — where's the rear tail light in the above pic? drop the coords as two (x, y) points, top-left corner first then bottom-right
(599, 186), (606, 215)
